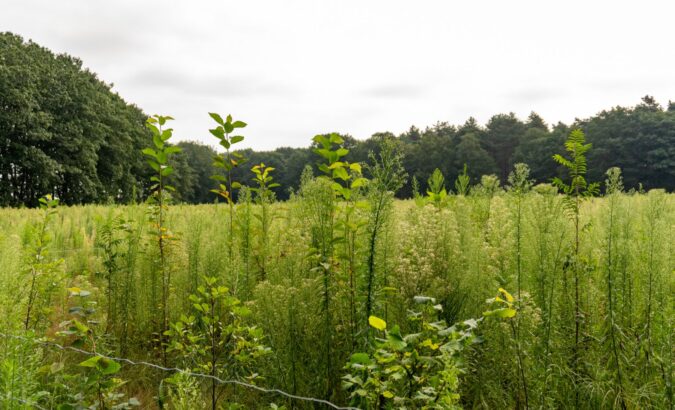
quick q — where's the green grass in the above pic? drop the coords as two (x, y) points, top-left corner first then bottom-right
(0, 190), (672, 409)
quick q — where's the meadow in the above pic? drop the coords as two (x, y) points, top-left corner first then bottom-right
(0, 120), (672, 409)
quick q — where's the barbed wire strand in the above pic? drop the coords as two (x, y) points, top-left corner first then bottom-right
(0, 392), (49, 410)
(0, 332), (359, 410)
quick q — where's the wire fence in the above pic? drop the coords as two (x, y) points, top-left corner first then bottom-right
(0, 332), (359, 410)
(0, 393), (49, 410)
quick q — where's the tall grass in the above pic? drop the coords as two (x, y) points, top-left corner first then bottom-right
(0, 176), (672, 408)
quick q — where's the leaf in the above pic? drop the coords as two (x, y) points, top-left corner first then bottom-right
(336, 148), (349, 158)
(142, 148), (157, 158)
(333, 167), (349, 181)
(329, 133), (344, 144)
(209, 128), (225, 139)
(231, 136), (245, 144)
(351, 177), (368, 189)
(498, 288), (514, 303)
(483, 308), (517, 318)
(153, 134), (164, 149)
(97, 358), (121, 375)
(209, 112), (225, 125)
(350, 352), (372, 365)
(160, 129), (173, 141)
(368, 315), (387, 331)
(386, 326), (407, 350)
(160, 166), (174, 177)
(232, 121), (247, 129)
(79, 356), (101, 368)
(146, 160), (160, 171)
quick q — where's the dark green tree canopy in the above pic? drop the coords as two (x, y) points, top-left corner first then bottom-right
(1, 32), (673, 207)
(0, 32), (151, 207)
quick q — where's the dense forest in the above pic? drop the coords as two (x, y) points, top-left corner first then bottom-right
(1, 32), (674, 208)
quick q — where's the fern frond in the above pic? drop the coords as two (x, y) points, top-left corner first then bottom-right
(553, 154), (573, 169)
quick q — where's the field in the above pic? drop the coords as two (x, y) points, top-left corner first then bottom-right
(0, 179), (672, 408)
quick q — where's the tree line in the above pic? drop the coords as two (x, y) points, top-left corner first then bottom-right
(1, 32), (674, 207)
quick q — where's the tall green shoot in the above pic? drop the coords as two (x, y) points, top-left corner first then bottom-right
(250, 162), (280, 281)
(23, 194), (60, 330)
(142, 114), (182, 364)
(208, 113), (247, 260)
(364, 140), (407, 340)
(551, 128), (598, 402)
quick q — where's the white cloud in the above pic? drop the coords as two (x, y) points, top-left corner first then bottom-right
(2, 0), (674, 150)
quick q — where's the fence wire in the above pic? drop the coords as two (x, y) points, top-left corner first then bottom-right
(0, 332), (359, 410)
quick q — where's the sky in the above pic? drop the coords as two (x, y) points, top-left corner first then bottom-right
(2, 0), (674, 150)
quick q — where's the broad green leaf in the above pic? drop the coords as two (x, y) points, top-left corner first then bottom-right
(209, 128), (225, 139)
(209, 112), (224, 125)
(153, 134), (164, 149)
(350, 352), (372, 365)
(368, 315), (386, 331)
(79, 356), (101, 368)
(146, 160), (160, 171)
(386, 326), (407, 350)
(329, 134), (344, 144)
(333, 167), (349, 181)
(483, 308), (517, 318)
(351, 177), (368, 189)
(142, 148), (157, 158)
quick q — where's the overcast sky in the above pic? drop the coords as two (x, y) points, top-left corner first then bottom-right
(2, 0), (674, 150)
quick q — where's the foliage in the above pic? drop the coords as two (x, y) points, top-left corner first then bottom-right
(23, 194), (62, 331)
(343, 298), (481, 409)
(143, 114), (182, 364)
(425, 168), (448, 210)
(165, 276), (270, 409)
